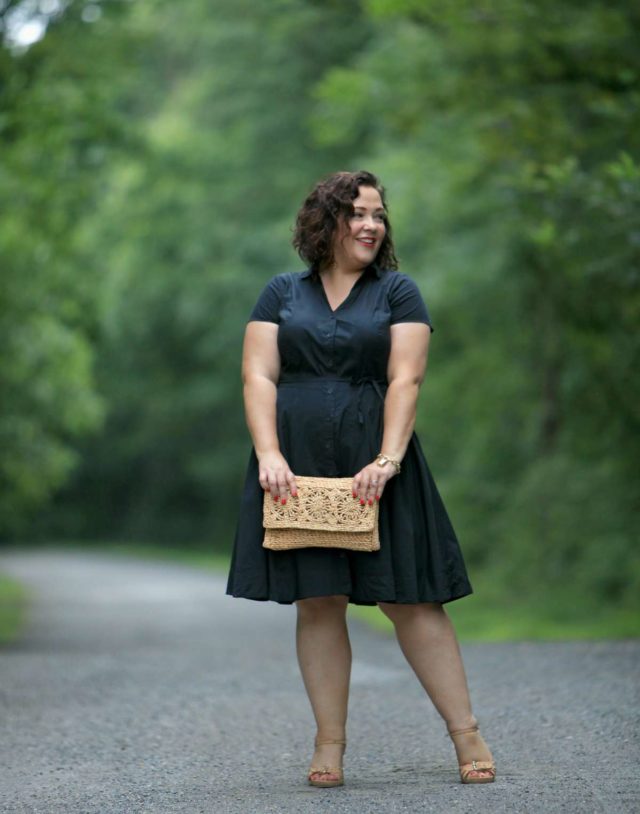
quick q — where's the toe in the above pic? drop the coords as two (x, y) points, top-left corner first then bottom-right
(309, 770), (339, 783)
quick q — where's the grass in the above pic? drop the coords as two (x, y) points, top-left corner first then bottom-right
(98, 544), (637, 641)
(2, 541), (638, 642)
(0, 573), (30, 645)
(7, 539), (231, 572)
(91, 541), (233, 573)
(349, 595), (640, 642)
(349, 569), (639, 641)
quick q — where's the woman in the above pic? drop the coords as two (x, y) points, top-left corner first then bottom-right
(226, 170), (496, 788)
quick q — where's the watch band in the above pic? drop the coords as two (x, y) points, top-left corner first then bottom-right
(375, 453), (401, 474)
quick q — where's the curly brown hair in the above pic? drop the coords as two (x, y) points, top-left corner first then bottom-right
(292, 170), (399, 273)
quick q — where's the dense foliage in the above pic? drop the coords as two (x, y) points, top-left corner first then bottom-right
(1, 0), (638, 614)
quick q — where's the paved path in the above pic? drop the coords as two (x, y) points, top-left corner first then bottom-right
(0, 548), (638, 814)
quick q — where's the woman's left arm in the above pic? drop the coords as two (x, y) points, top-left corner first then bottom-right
(352, 323), (431, 503)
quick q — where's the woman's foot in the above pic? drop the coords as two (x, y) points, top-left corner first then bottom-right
(448, 724), (496, 784)
(308, 738), (346, 787)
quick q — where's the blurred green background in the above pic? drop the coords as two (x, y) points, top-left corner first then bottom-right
(1, 0), (638, 639)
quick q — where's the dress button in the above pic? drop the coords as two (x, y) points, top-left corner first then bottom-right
(327, 387), (333, 395)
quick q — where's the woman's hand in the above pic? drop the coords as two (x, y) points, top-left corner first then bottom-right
(352, 459), (397, 506)
(258, 451), (298, 504)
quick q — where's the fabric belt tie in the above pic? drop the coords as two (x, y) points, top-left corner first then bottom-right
(278, 374), (387, 425)
(350, 376), (386, 425)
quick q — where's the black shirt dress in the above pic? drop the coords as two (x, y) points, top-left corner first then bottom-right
(225, 265), (473, 605)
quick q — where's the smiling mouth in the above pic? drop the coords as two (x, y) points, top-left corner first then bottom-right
(356, 237), (377, 248)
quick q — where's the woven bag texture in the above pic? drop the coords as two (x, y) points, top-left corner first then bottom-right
(262, 476), (380, 552)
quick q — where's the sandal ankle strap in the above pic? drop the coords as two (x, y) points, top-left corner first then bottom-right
(448, 725), (479, 737)
(315, 737), (346, 747)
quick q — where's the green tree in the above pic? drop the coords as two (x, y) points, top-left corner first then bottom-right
(0, 1), (141, 533)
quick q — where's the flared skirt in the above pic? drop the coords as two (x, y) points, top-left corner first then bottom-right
(226, 380), (472, 605)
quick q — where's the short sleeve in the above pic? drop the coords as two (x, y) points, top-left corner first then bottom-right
(248, 275), (287, 323)
(388, 274), (434, 331)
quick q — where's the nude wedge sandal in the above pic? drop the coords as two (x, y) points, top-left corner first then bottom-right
(448, 725), (496, 784)
(307, 737), (346, 788)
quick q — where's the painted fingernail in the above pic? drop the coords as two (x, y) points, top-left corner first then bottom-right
(375, 495), (380, 501)
(360, 499), (365, 505)
(292, 491), (298, 498)
(274, 495), (279, 502)
(368, 498), (373, 505)
(352, 492), (357, 498)
(281, 498), (287, 505)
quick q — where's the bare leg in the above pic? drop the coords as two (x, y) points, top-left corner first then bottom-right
(296, 595), (350, 783)
(378, 601), (494, 780)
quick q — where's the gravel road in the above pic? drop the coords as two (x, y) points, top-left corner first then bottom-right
(0, 548), (638, 814)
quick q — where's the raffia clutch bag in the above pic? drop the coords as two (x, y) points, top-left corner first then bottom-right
(262, 476), (380, 552)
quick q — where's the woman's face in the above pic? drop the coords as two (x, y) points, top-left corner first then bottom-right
(332, 186), (387, 272)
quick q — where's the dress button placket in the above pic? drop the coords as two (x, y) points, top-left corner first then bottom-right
(326, 317), (337, 472)
(327, 315), (335, 368)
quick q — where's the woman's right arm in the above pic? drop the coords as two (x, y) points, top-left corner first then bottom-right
(242, 322), (297, 503)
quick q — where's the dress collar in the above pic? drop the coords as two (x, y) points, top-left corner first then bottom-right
(300, 263), (383, 280)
